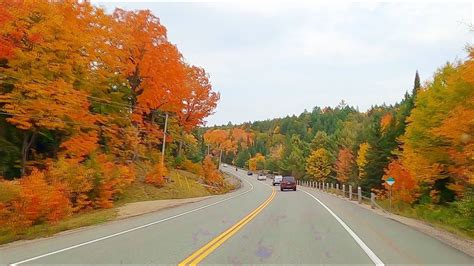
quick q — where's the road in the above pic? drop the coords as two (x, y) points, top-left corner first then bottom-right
(0, 168), (472, 265)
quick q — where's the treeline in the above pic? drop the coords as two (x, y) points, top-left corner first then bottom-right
(0, 1), (220, 229)
(205, 49), (473, 215)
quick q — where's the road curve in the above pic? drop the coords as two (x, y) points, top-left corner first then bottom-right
(0, 168), (472, 265)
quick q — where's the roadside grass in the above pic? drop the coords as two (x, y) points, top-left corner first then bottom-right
(115, 169), (215, 205)
(0, 169), (238, 246)
(377, 200), (474, 240)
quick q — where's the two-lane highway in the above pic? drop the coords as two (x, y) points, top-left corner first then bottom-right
(0, 168), (472, 265)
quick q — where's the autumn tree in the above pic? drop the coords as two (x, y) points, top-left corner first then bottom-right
(248, 153), (265, 171)
(356, 142), (370, 184)
(401, 59), (474, 203)
(382, 159), (418, 204)
(178, 66), (220, 131)
(306, 148), (332, 182)
(202, 155), (222, 186)
(335, 148), (355, 183)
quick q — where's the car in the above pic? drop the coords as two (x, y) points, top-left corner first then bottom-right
(247, 171), (253, 175)
(272, 175), (283, 186)
(280, 176), (296, 191)
(257, 174), (267, 181)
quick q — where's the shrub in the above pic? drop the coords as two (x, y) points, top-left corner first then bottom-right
(145, 160), (168, 187)
(181, 159), (204, 176)
(0, 168), (72, 230)
(202, 155), (223, 186)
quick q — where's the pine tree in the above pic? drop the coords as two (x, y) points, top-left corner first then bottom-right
(413, 70), (421, 95)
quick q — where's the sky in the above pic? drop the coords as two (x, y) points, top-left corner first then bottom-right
(96, 1), (473, 126)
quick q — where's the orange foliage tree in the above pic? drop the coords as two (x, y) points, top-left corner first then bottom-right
(0, 168), (71, 229)
(0, 0), (219, 232)
(382, 159), (418, 204)
(335, 148), (355, 183)
(401, 57), (474, 202)
(202, 155), (223, 186)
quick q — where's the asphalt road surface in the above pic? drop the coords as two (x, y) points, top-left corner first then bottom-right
(1, 168), (472, 265)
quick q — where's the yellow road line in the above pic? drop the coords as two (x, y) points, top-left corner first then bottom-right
(179, 188), (276, 265)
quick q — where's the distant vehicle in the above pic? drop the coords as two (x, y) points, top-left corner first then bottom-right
(273, 175), (283, 186)
(235, 167), (238, 171)
(257, 174), (267, 181)
(247, 171), (253, 175)
(222, 164), (227, 167)
(280, 176), (296, 191)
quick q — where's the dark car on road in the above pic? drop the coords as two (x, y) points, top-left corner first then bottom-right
(247, 171), (253, 175)
(280, 176), (296, 191)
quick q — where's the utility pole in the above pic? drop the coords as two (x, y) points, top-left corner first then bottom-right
(161, 112), (169, 164)
(219, 149), (223, 168)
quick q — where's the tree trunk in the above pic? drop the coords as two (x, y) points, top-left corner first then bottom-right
(178, 140), (183, 156)
(218, 149), (223, 168)
(21, 131), (36, 176)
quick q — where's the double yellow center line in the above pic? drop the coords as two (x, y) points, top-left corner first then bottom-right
(179, 187), (276, 265)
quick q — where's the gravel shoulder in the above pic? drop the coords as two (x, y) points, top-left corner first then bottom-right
(117, 196), (212, 219)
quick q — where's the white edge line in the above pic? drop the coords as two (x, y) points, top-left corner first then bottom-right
(10, 170), (254, 266)
(300, 189), (384, 266)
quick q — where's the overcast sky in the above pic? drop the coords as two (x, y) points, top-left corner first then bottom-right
(97, 1), (472, 126)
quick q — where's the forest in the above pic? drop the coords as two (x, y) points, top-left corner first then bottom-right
(0, 0), (223, 235)
(203, 51), (473, 236)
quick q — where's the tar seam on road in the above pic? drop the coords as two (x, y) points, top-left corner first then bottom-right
(300, 189), (384, 266)
(9, 170), (254, 266)
(179, 185), (276, 265)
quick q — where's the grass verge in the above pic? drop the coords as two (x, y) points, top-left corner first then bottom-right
(376, 199), (474, 240)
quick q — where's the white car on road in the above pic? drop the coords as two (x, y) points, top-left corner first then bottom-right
(272, 175), (283, 186)
(257, 174), (267, 181)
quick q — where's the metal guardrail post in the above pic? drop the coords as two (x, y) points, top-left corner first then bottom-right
(349, 185), (352, 200)
(371, 192), (375, 209)
(342, 184), (345, 198)
(358, 186), (362, 204)
(331, 183), (334, 190)
(336, 183), (339, 191)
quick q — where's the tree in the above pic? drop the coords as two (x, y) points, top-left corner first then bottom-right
(280, 135), (306, 177)
(401, 59), (474, 202)
(306, 148), (332, 182)
(310, 131), (331, 151)
(356, 142), (370, 184)
(235, 150), (251, 168)
(202, 155), (222, 185)
(335, 148), (355, 183)
(248, 153), (265, 171)
(0, 1), (102, 175)
(178, 66), (220, 131)
(413, 70), (421, 94)
(383, 159), (418, 204)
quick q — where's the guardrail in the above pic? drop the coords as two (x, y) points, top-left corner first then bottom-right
(296, 180), (386, 212)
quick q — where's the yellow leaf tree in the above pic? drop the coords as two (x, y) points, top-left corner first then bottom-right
(306, 148), (332, 182)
